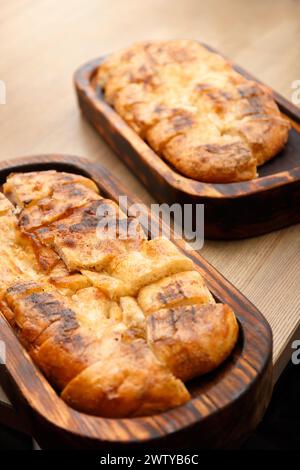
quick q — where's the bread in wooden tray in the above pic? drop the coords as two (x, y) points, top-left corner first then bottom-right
(97, 40), (290, 183)
(0, 171), (238, 417)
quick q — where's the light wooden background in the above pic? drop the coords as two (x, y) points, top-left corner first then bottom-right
(0, 0), (300, 416)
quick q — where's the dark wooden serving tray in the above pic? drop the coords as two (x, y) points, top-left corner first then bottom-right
(74, 45), (300, 239)
(0, 155), (272, 450)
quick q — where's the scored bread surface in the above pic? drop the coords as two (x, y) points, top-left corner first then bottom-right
(97, 40), (290, 183)
(0, 171), (238, 417)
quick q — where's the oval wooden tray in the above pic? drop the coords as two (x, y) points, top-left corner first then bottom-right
(74, 45), (300, 239)
(0, 155), (273, 450)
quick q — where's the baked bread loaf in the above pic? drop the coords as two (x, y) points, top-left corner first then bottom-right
(0, 171), (238, 417)
(97, 40), (290, 183)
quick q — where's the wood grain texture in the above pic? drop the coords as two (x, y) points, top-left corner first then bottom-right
(0, 155), (273, 450)
(74, 55), (300, 240)
(0, 0), (299, 433)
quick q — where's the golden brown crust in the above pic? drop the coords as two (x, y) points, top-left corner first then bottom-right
(107, 238), (194, 295)
(98, 40), (290, 182)
(224, 115), (290, 166)
(3, 171), (99, 208)
(147, 303), (239, 381)
(17, 183), (102, 230)
(164, 132), (257, 183)
(61, 335), (190, 418)
(5, 282), (77, 350)
(0, 171), (239, 417)
(138, 270), (214, 314)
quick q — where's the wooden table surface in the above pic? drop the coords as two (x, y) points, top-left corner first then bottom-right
(0, 0), (300, 433)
